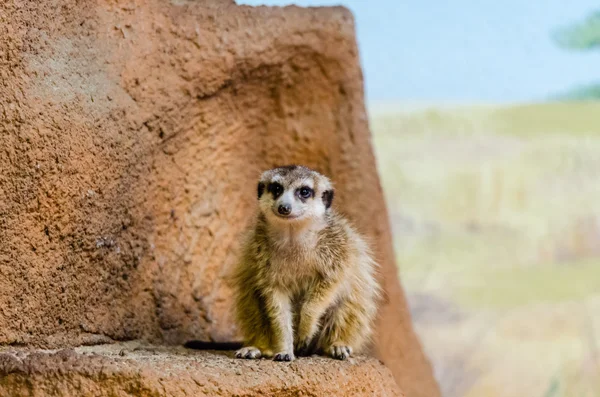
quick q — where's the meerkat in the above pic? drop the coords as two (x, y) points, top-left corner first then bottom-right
(232, 165), (381, 362)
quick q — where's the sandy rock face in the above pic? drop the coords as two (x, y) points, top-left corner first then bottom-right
(0, 343), (403, 397)
(0, 0), (438, 395)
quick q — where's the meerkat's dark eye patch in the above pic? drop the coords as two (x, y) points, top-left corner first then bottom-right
(297, 186), (313, 200)
(268, 182), (284, 199)
(257, 182), (265, 199)
(322, 190), (334, 209)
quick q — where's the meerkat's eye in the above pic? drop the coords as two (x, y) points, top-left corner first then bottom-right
(268, 182), (284, 198)
(298, 186), (313, 199)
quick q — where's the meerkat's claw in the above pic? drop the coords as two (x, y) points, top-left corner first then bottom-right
(273, 352), (294, 362)
(328, 344), (352, 360)
(235, 346), (262, 359)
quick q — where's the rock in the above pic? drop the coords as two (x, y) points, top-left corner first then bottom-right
(0, 342), (403, 397)
(0, 0), (439, 395)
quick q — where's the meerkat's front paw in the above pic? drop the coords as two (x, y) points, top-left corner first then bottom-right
(273, 351), (295, 362)
(235, 346), (262, 359)
(327, 344), (353, 360)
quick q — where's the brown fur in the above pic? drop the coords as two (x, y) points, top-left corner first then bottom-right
(232, 166), (381, 361)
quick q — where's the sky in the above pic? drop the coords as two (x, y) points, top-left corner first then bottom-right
(236, 0), (600, 103)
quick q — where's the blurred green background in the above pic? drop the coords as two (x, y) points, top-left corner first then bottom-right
(370, 102), (600, 397)
(366, 10), (600, 396)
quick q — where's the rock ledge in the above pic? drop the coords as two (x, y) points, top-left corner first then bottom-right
(0, 342), (403, 396)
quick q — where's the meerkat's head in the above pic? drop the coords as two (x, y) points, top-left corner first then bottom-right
(257, 165), (334, 226)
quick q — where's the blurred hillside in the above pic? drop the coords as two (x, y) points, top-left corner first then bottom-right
(369, 102), (600, 397)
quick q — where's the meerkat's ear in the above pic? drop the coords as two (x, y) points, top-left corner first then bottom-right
(257, 182), (266, 199)
(322, 189), (334, 209)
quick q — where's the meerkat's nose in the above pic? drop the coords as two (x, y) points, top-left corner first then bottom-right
(278, 203), (292, 216)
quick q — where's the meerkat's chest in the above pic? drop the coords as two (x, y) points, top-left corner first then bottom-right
(267, 248), (319, 290)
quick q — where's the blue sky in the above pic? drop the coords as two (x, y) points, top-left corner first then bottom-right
(237, 0), (600, 103)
